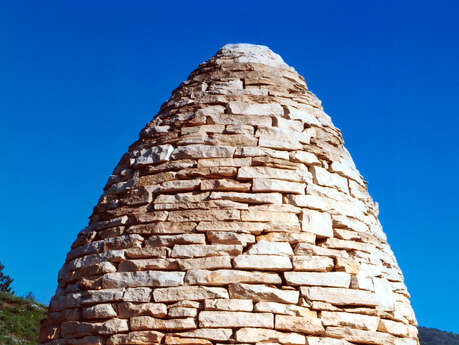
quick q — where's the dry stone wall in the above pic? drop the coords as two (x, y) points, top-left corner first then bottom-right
(39, 44), (419, 345)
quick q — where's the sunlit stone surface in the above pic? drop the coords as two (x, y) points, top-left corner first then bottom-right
(39, 43), (419, 345)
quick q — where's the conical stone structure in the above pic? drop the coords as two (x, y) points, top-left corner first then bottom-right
(39, 44), (419, 345)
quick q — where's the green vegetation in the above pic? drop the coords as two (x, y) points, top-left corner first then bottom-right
(419, 326), (459, 345)
(0, 261), (14, 294)
(0, 291), (47, 345)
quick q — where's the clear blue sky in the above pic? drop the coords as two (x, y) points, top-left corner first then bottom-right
(1, 0), (458, 332)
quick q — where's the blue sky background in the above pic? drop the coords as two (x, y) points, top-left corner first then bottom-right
(1, 0), (458, 332)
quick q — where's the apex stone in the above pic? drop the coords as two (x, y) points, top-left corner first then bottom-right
(217, 43), (289, 68)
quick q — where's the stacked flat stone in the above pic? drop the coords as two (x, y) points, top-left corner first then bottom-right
(39, 44), (419, 345)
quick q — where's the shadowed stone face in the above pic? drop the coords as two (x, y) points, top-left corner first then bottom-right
(39, 43), (419, 345)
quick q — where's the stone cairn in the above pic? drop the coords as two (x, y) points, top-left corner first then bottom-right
(39, 44), (419, 345)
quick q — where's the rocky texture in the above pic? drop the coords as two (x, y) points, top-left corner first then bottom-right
(39, 43), (418, 345)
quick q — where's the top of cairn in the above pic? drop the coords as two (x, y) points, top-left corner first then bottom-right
(213, 43), (289, 68)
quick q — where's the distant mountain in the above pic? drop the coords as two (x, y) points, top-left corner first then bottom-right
(419, 326), (459, 345)
(0, 291), (47, 345)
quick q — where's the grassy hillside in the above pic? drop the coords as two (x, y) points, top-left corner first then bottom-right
(0, 294), (457, 345)
(0, 292), (47, 345)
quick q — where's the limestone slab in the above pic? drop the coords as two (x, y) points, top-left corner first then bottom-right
(131, 316), (197, 331)
(171, 244), (242, 258)
(233, 255), (292, 271)
(172, 328), (233, 341)
(197, 157), (251, 167)
(284, 272), (351, 288)
(306, 337), (353, 345)
(258, 232), (315, 244)
(82, 304), (117, 320)
(235, 328), (306, 344)
(210, 191), (283, 204)
(133, 144), (174, 166)
(321, 311), (380, 331)
(201, 179), (251, 192)
(107, 331), (164, 345)
(238, 166), (308, 182)
(117, 302), (167, 318)
(311, 166), (349, 194)
(147, 234), (206, 246)
(171, 145), (236, 159)
(185, 269), (282, 285)
(204, 298), (253, 311)
(177, 256), (232, 270)
(102, 271), (185, 288)
(254, 301), (316, 317)
(247, 241), (294, 255)
(229, 283), (299, 304)
(167, 209), (240, 222)
(207, 232), (255, 245)
(198, 311), (274, 328)
(252, 178), (306, 194)
(324, 327), (395, 345)
(153, 286), (229, 302)
(227, 101), (283, 116)
(301, 287), (378, 306)
(275, 315), (324, 335)
(301, 209), (333, 238)
(196, 221), (266, 234)
(292, 256), (334, 272)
